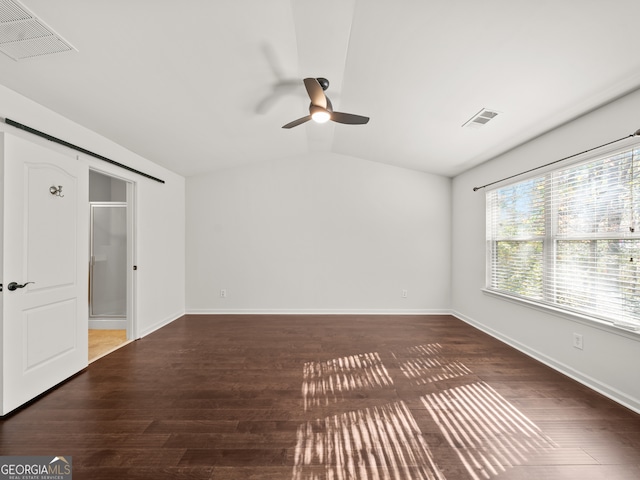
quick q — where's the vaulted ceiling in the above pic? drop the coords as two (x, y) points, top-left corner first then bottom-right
(2, 0), (640, 177)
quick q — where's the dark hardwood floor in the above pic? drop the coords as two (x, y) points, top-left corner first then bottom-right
(1, 314), (639, 479)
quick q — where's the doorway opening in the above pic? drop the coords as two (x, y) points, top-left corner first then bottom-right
(88, 170), (135, 362)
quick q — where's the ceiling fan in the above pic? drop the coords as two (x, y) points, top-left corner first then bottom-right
(282, 77), (369, 129)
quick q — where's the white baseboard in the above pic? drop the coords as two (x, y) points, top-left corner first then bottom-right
(185, 308), (451, 315)
(451, 309), (640, 415)
(138, 310), (185, 338)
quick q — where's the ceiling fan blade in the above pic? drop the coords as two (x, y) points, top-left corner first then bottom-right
(282, 115), (312, 129)
(330, 111), (370, 125)
(303, 78), (327, 108)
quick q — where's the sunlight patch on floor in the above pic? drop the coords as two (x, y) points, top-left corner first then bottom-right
(392, 343), (473, 384)
(422, 381), (557, 480)
(302, 352), (394, 411)
(293, 401), (445, 480)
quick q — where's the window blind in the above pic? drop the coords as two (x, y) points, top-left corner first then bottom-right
(487, 147), (640, 330)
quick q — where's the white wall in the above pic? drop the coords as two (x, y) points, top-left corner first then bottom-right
(186, 152), (451, 313)
(0, 84), (186, 337)
(452, 88), (640, 413)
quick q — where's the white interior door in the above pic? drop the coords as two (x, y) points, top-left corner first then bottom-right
(1, 133), (88, 415)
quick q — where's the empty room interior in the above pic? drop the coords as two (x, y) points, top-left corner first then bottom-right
(1, 1), (640, 479)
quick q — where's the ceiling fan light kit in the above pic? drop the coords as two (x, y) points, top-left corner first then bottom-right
(282, 77), (369, 129)
(310, 105), (330, 123)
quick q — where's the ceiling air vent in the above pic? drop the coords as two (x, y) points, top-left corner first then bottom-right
(0, 0), (76, 60)
(462, 108), (500, 129)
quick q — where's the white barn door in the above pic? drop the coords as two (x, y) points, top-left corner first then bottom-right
(1, 133), (88, 415)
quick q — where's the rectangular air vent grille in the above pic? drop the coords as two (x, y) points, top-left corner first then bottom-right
(463, 108), (500, 129)
(0, 0), (76, 60)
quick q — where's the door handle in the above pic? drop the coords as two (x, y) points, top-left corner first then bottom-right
(7, 282), (34, 291)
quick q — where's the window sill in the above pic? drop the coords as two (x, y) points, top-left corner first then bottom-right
(481, 288), (640, 341)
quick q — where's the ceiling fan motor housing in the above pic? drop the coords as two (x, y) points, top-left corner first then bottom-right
(316, 77), (329, 90)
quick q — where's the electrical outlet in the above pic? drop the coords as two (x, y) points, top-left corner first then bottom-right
(220, 289), (227, 298)
(573, 333), (583, 350)
(402, 289), (408, 298)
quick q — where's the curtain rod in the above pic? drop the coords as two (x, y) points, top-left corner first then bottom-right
(472, 128), (640, 192)
(3, 117), (165, 184)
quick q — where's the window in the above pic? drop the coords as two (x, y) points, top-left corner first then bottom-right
(486, 145), (640, 331)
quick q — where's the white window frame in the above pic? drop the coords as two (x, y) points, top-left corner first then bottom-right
(485, 140), (640, 334)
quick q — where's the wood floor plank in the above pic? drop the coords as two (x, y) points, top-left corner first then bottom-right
(1, 314), (639, 480)
(72, 466), (214, 480)
(88, 329), (128, 362)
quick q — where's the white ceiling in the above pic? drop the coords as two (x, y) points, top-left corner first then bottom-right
(2, 0), (640, 178)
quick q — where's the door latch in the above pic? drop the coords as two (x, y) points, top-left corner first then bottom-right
(7, 281), (34, 291)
